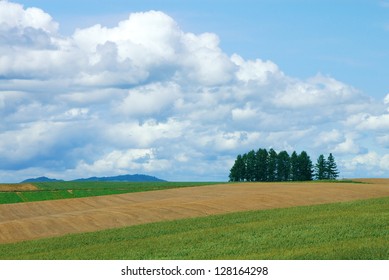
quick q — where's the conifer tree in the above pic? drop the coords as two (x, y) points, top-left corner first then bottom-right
(277, 151), (290, 181)
(229, 148), (318, 182)
(314, 154), (327, 180)
(290, 151), (299, 181)
(255, 148), (268, 182)
(241, 153), (248, 181)
(245, 150), (256, 182)
(297, 151), (313, 181)
(267, 148), (278, 182)
(229, 154), (245, 182)
(326, 153), (339, 180)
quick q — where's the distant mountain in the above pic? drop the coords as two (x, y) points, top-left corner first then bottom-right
(21, 174), (166, 183)
(73, 174), (166, 182)
(21, 176), (64, 183)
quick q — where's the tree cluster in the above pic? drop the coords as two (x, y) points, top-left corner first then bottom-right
(229, 148), (338, 182)
(314, 153), (339, 180)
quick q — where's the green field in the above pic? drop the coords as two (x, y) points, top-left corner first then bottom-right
(1, 196), (388, 260)
(0, 181), (223, 204)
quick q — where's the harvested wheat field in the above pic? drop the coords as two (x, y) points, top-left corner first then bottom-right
(0, 184), (38, 192)
(1, 180), (389, 244)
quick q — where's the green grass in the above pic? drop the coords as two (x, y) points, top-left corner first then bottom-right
(0, 192), (23, 204)
(1, 196), (388, 260)
(0, 182), (223, 204)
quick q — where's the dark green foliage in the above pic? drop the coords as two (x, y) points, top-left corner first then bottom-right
(229, 149), (340, 182)
(255, 148), (268, 182)
(314, 153), (339, 180)
(276, 151), (290, 181)
(297, 151), (313, 181)
(245, 150), (256, 182)
(229, 148), (313, 182)
(290, 151), (299, 181)
(315, 154), (327, 180)
(326, 153), (339, 180)
(229, 154), (245, 182)
(1, 196), (388, 260)
(267, 149), (277, 182)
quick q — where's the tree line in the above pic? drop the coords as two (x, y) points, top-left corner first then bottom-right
(229, 148), (339, 182)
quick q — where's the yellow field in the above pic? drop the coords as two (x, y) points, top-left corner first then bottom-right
(1, 180), (389, 244)
(0, 183), (38, 191)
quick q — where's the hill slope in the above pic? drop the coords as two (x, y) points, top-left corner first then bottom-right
(73, 174), (166, 182)
(21, 174), (165, 183)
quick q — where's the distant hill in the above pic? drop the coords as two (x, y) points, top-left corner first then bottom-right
(21, 174), (166, 183)
(73, 174), (166, 182)
(21, 176), (64, 183)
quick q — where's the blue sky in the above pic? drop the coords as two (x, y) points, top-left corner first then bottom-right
(1, 0), (389, 182)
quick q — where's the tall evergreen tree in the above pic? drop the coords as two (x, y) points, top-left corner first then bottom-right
(229, 154), (245, 182)
(241, 153), (248, 181)
(290, 151), (299, 181)
(267, 148), (278, 182)
(245, 150), (256, 182)
(314, 154), (327, 180)
(277, 151), (290, 181)
(255, 148), (268, 182)
(326, 153), (339, 180)
(298, 151), (313, 181)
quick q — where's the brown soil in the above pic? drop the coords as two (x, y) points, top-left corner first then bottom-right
(0, 184), (38, 192)
(0, 180), (388, 244)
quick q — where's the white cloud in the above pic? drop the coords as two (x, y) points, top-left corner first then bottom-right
(231, 105), (258, 122)
(104, 118), (188, 149)
(1, 2), (389, 181)
(333, 133), (361, 155)
(0, 1), (58, 33)
(344, 152), (389, 172)
(274, 74), (360, 109)
(314, 129), (342, 148)
(346, 112), (389, 131)
(231, 54), (282, 84)
(179, 32), (235, 85)
(116, 82), (180, 117)
(76, 148), (171, 176)
(0, 121), (66, 164)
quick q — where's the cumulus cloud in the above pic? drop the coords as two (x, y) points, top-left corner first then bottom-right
(231, 54), (282, 85)
(343, 152), (389, 174)
(76, 148), (171, 175)
(1, 1), (389, 181)
(0, 0), (58, 33)
(116, 82), (180, 117)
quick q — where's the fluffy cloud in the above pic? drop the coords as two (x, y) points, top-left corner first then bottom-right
(1, 1), (389, 182)
(0, 1), (58, 33)
(116, 82), (181, 117)
(343, 152), (389, 174)
(76, 148), (171, 175)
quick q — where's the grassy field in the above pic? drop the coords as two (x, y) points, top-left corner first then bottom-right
(1, 196), (388, 260)
(0, 181), (222, 204)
